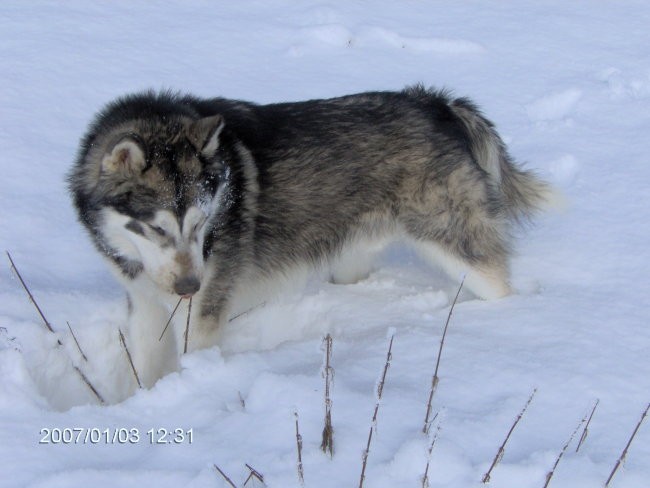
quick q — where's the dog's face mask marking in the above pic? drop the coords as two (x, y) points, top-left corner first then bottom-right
(96, 115), (226, 296)
(103, 206), (208, 296)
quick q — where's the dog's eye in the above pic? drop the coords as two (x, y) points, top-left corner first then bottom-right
(125, 220), (145, 236)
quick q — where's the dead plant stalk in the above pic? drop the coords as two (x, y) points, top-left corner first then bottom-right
(605, 402), (650, 487)
(321, 333), (334, 456)
(542, 414), (587, 488)
(421, 412), (441, 488)
(244, 464), (265, 486)
(482, 388), (537, 483)
(6, 251), (57, 337)
(158, 297), (183, 341)
(6, 251), (105, 404)
(73, 366), (106, 405)
(213, 464), (237, 488)
(295, 412), (305, 486)
(576, 398), (599, 453)
(119, 328), (142, 389)
(183, 296), (192, 354)
(423, 277), (464, 434)
(67, 321), (88, 361)
(359, 334), (395, 488)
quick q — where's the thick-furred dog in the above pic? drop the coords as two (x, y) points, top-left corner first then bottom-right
(69, 85), (551, 388)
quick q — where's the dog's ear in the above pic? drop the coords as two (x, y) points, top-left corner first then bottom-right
(101, 136), (146, 174)
(188, 115), (225, 157)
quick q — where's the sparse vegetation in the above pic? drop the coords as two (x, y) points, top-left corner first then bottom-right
(119, 328), (142, 389)
(183, 296), (193, 354)
(295, 412), (305, 486)
(423, 278), (464, 435)
(320, 333), (334, 457)
(159, 297), (183, 341)
(6, 251), (647, 487)
(482, 388), (537, 483)
(605, 402), (650, 487)
(576, 399), (599, 453)
(359, 333), (394, 488)
(421, 412), (441, 488)
(542, 413), (587, 488)
(6, 251), (105, 404)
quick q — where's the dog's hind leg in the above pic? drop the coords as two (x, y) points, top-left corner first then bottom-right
(410, 240), (511, 300)
(399, 170), (512, 300)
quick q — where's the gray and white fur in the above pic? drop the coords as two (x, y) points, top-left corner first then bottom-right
(69, 85), (552, 389)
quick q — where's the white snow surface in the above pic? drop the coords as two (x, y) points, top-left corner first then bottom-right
(1, 2), (649, 487)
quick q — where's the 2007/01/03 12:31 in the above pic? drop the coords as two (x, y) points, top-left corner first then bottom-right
(39, 427), (194, 445)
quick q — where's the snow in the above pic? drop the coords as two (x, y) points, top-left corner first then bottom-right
(1, 1), (650, 487)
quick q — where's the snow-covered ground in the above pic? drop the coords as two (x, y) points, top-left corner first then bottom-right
(1, 2), (649, 487)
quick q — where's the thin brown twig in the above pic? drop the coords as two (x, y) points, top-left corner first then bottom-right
(228, 301), (266, 323)
(244, 464), (265, 486)
(159, 297), (183, 341)
(320, 333), (334, 456)
(183, 296), (193, 354)
(605, 402), (650, 487)
(73, 366), (106, 405)
(576, 399), (600, 453)
(482, 388), (537, 483)
(543, 414), (587, 488)
(213, 464), (238, 488)
(119, 328), (142, 389)
(295, 411), (305, 486)
(423, 277), (465, 434)
(359, 334), (395, 488)
(422, 412), (441, 488)
(5, 252), (105, 403)
(6, 251), (58, 338)
(238, 391), (246, 410)
(66, 321), (88, 362)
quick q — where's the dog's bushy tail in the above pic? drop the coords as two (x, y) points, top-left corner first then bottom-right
(449, 97), (561, 222)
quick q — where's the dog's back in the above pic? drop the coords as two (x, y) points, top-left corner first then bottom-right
(184, 87), (550, 296)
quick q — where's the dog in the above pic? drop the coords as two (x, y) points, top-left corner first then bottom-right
(68, 85), (551, 388)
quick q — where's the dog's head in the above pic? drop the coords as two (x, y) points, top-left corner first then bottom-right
(70, 97), (229, 297)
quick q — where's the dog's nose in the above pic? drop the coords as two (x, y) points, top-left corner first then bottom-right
(174, 276), (201, 297)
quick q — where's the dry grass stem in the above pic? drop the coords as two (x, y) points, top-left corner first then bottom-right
(119, 328), (142, 389)
(183, 296), (193, 354)
(6, 251), (58, 339)
(423, 277), (464, 434)
(542, 414), (587, 488)
(73, 365), (106, 405)
(6, 252), (105, 403)
(605, 402), (650, 487)
(244, 464), (265, 486)
(576, 399), (599, 453)
(359, 334), (395, 488)
(482, 388), (537, 483)
(66, 321), (88, 362)
(229, 301), (266, 323)
(294, 412), (305, 485)
(238, 391), (246, 410)
(213, 464), (238, 488)
(320, 333), (334, 456)
(422, 412), (441, 488)
(159, 297), (183, 341)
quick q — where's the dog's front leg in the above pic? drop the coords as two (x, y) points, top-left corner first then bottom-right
(185, 291), (229, 353)
(124, 284), (180, 389)
(184, 259), (240, 353)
